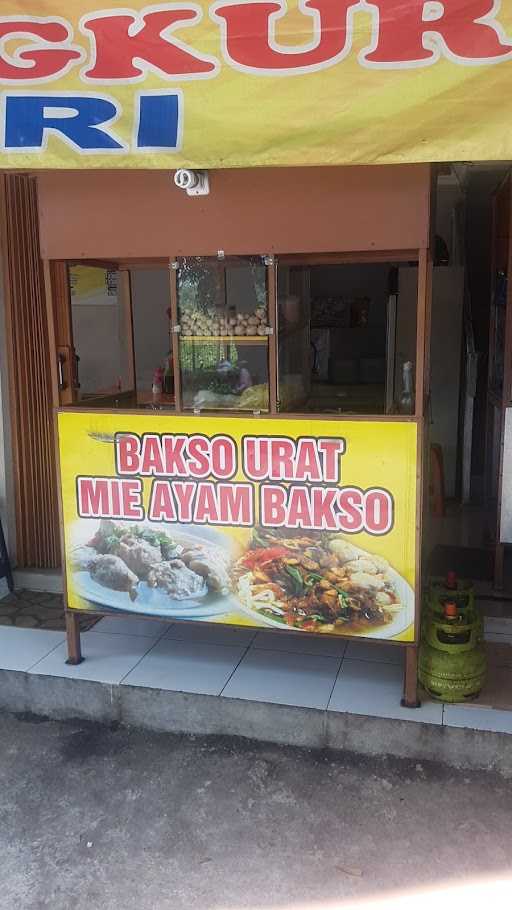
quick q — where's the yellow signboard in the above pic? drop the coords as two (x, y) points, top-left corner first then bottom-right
(58, 410), (418, 642)
(1, 1), (512, 168)
(69, 266), (118, 305)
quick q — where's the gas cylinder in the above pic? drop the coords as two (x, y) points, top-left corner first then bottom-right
(419, 600), (487, 703)
(428, 573), (483, 635)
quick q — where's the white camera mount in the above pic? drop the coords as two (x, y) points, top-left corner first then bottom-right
(174, 169), (210, 196)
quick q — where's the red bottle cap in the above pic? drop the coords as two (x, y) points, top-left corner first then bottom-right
(446, 571), (457, 589)
(444, 601), (458, 619)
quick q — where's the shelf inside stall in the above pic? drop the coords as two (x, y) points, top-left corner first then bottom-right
(181, 335), (269, 344)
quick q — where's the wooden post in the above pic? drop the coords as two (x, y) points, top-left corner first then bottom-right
(267, 257), (278, 414)
(65, 610), (83, 665)
(401, 645), (421, 708)
(169, 258), (183, 413)
(400, 246), (432, 710)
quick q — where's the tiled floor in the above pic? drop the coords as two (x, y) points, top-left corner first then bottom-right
(1, 599), (512, 733)
(329, 659), (443, 724)
(0, 589), (97, 631)
(0, 626), (65, 672)
(123, 637), (247, 695)
(222, 648), (341, 709)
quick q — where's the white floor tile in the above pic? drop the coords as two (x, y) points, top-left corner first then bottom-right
(328, 659), (443, 725)
(0, 627), (65, 672)
(91, 616), (169, 638)
(252, 629), (347, 658)
(163, 621), (256, 647)
(122, 639), (246, 695)
(30, 632), (154, 684)
(222, 649), (341, 709)
(344, 641), (404, 664)
(443, 703), (512, 734)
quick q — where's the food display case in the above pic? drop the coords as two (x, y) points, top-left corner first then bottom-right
(174, 255), (273, 412)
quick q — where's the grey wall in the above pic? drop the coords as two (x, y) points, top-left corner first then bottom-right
(131, 269), (171, 391)
(397, 266), (465, 498)
(72, 303), (124, 395)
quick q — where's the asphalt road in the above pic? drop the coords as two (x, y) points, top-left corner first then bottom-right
(1, 711), (512, 910)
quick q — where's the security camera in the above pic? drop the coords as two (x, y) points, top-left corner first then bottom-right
(174, 169), (209, 196)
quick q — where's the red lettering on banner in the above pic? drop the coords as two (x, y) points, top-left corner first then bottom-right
(77, 477), (143, 519)
(141, 435), (165, 475)
(243, 438), (269, 480)
(244, 436), (346, 482)
(295, 440), (322, 482)
(216, 483), (253, 524)
(260, 485), (287, 525)
(210, 437), (237, 479)
(193, 482), (219, 522)
(149, 480), (253, 524)
(161, 435), (187, 476)
(337, 487), (364, 533)
(259, 483), (392, 532)
(0, 19), (83, 80)
(365, 489), (393, 534)
(117, 433), (236, 479)
(187, 436), (211, 478)
(213, 0), (355, 73)
(311, 487), (338, 529)
(364, 0), (512, 66)
(287, 487), (311, 526)
(316, 439), (345, 482)
(116, 433), (140, 474)
(172, 481), (195, 521)
(148, 480), (177, 521)
(271, 439), (295, 478)
(81, 7), (219, 80)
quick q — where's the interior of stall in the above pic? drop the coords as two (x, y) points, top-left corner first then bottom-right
(67, 256), (419, 418)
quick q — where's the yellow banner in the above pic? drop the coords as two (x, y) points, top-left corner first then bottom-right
(58, 410), (418, 642)
(1, 1), (512, 168)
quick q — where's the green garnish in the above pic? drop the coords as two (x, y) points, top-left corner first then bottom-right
(304, 572), (324, 588)
(104, 535), (121, 553)
(284, 564), (304, 595)
(252, 528), (270, 549)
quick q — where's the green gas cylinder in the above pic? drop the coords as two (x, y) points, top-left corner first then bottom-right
(428, 573), (483, 638)
(419, 601), (487, 703)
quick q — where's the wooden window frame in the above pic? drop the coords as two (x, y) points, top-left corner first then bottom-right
(51, 247), (431, 424)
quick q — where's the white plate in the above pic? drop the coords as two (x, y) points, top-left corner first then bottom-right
(73, 572), (239, 619)
(235, 547), (415, 639)
(69, 520), (243, 621)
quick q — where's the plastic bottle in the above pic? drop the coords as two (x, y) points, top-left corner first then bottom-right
(399, 361), (415, 414)
(152, 367), (163, 402)
(163, 354), (174, 395)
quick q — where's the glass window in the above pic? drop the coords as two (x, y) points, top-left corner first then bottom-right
(70, 266), (133, 400)
(176, 256), (270, 411)
(277, 261), (418, 415)
(131, 268), (174, 407)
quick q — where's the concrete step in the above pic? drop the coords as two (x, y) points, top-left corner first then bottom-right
(1, 666), (512, 775)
